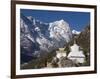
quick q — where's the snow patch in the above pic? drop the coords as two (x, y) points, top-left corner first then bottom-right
(72, 30), (80, 35)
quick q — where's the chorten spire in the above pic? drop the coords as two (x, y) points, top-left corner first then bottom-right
(74, 39), (76, 44)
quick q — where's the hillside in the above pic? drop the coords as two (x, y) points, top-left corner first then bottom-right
(65, 25), (90, 66)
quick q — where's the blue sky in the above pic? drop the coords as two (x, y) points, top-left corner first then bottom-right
(21, 9), (90, 31)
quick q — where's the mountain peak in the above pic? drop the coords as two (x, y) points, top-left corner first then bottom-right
(55, 19), (66, 24)
(59, 19), (65, 22)
(27, 16), (33, 21)
(72, 30), (80, 35)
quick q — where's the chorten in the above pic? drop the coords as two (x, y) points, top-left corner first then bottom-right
(68, 40), (85, 63)
(56, 47), (66, 59)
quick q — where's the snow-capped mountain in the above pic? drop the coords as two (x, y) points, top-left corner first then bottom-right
(49, 19), (72, 48)
(20, 13), (72, 63)
(72, 30), (80, 35)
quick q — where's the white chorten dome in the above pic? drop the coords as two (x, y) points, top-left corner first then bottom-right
(68, 42), (85, 63)
(56, 48), (66, 59)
